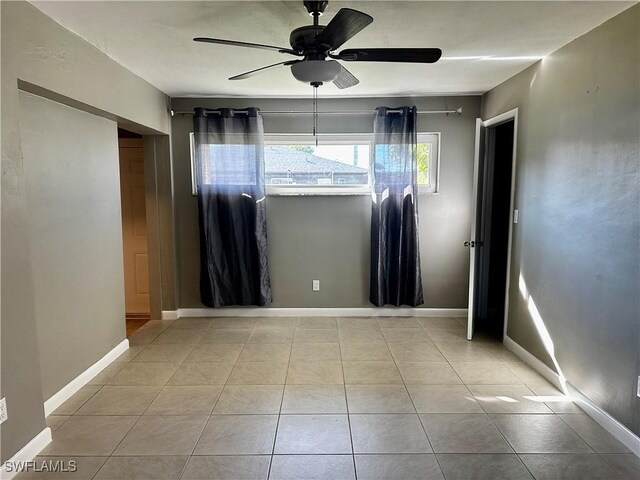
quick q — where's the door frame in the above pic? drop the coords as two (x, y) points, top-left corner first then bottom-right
(468, 108), (519, 340)
(119, 131), (178, 321)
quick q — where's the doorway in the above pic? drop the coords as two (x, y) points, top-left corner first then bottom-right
(118, 128), (151, 335)
(467, 110), (518, 340)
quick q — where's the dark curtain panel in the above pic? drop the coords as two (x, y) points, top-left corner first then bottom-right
(193, 107), (271, 307)
(370, 106), (424, 307)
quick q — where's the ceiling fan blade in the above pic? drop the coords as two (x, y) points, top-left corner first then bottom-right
(333, 64), (359, 89)
(229, 60), (300, 80)
(194, 37), (300, 55)
(337, 48), (443, 63)
(315, 8), (373, 50)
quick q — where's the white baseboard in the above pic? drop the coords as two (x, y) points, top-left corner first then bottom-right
(503, 335), (562, 390)
(161, 310), (179, 320)
(0, 427), (52, 479)
(565, 382), (640, 457)
(43, 339), (129, 416)
(503, 335), (640, 458)
(173, 307), (467, 318)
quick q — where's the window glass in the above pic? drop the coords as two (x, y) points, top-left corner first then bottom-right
(264, 144), (370, 186)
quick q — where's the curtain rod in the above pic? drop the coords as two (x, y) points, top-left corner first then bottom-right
(170, 107), (463, 117)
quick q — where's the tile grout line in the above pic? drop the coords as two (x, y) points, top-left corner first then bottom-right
(337, 318), (359, 480)
(82, 322), (177, 480)
(128, 318), (235, 478)
(422, 322), (531, 476)
(427, 323), (598, 464)
(96, 321), (211, 478)
(174, 316), (264, 478)
(52, 316), (613, 479)
(425, 322), (549, 480)
(424, 321), (584, 479)
(423, 322), (532, 469)
(265, 318), (295, 480)
(172, 319), (225, 480)
(381, 319), (445, 477)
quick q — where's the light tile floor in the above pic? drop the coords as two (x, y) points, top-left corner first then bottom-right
(20, 316), (636, 480)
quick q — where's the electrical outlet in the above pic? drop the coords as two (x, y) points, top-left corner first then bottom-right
(637, 376), (640, 398)
(312, 280), (320, 291)
(513, 209), (519, 224)
(0, 398), (7, 424)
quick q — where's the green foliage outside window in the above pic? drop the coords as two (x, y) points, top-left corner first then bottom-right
(288, 145), (315, 154)
(417, 143), (431, 185)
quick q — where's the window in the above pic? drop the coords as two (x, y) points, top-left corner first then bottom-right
(263, 135), (371, 194)
(190, 132), (440, 195)
(417, 133), (440, 194)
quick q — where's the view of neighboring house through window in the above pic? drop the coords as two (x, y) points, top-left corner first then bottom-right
(264, 143), (370, 186)
(190, 132), (439, 194)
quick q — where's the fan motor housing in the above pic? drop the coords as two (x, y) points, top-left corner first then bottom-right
(289, 26), (326, 56)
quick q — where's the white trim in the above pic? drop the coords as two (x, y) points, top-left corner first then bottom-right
(482, 108), (519, 128)
(503, 335), (561, 389)
(266, 185), (371, 196)
(177, 308), (466, 318)
(162, 310), (180, 320)
(504, 335), (640, 458)
(0, 428), (52, 479)
(43, 339), (129, 417)
(565, 383), (640, 457)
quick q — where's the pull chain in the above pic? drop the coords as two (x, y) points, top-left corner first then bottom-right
(311, 82), (321, 147)
(313, 84), (318, 147)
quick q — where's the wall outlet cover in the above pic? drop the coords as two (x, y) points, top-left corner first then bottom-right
(0, 397), (7, 424)
(312, 280), (320, 291)
(637, 376), (640, 398)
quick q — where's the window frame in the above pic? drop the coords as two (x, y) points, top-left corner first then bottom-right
(189, 131), (441, 196)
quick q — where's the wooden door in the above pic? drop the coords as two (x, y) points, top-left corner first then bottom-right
(119, 138), (150, 316)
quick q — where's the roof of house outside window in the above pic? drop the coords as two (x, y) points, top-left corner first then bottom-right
(264, 146), (368, 175)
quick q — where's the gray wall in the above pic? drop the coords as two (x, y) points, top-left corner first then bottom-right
(482, 5), (639, 435)
(19, 92), (126, 400)
(144, 135), (179, 319)
(171, 96), (481, 309)
(1, 0), (170, 462)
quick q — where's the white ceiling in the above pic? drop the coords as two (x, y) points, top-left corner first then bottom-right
(31, 1), (633, 97)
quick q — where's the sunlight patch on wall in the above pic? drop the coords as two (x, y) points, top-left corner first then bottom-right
(519, 272), (569, 394)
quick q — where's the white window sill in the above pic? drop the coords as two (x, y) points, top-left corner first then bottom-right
(266, 186), (371, 196)
(265, 186), (440, 196)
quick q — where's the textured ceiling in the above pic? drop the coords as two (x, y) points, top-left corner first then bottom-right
(31, 1), (634, 97)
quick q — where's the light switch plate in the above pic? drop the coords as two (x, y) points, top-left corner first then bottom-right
(312, 280), (320, 291)
(513, 209), (519, 224)
(0, 398), (7, 424)
(637, 376), (640, 398)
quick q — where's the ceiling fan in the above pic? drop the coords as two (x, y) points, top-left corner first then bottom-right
(193, 0), (442, 89)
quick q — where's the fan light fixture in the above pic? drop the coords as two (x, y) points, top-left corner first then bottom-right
(291, 60), (341, 84)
